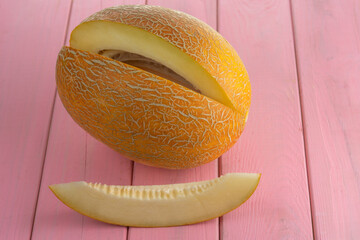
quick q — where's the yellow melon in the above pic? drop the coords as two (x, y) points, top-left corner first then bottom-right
(56, 5), (251, 169)
(50, 173), (260, 227)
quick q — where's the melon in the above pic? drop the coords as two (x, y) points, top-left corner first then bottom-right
(49, 173), (260, 227)
(56, 5), (251, 168)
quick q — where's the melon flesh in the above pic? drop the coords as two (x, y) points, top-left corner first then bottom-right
(70, 21), (235, 109)
(99, 49), (200, 93)
(49, 173), (260, 227)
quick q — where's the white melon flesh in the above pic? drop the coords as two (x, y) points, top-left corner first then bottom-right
(70, 21), (234, 109)
(49, 173), (260, 227)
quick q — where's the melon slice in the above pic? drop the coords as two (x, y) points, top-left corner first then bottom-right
(71, 21), (235, 109)
(49, 173), (260, 227)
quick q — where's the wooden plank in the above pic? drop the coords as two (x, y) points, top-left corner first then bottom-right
(218, 0), (313, 239)
(291, 0), (360, 238)
(31, 1), (143, 239)
(128, 1), (220, 240)
(0, 0), (71, 239)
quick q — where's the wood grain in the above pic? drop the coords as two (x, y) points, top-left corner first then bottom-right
(0, 0), (71, 239)
(31, 1), (143, 239)
(291, 0), (360, 238)
(218, 0), (313, 239)
(127, 1), (220, 240)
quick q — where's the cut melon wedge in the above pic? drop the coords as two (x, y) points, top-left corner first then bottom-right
(71, 21), (235, 109)
(49, 173), (260, 227)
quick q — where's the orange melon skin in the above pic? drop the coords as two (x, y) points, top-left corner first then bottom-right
(75, 5), (251, 114)
(56, 47), (245, 169)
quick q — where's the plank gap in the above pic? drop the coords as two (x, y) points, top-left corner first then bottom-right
(216, 2), (221, 238)
(215, 0), (219, 34)
(218, 156), (222, 177)
(84, 133), (88, 178)
(63, 0), (74, 46)
(126, 160), (134, 240)
(288, 0), (316, 239)
(29, 90), (58, 240)
(29, 0), (74, 238)
(218, 156), (223, 240)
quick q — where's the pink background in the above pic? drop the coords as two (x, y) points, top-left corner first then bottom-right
(0, 0), (359, 239)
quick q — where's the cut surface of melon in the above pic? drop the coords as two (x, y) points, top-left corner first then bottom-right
(49, 173), (260, 227)
(70, 21), (235, 109)
(99, 49), (200, 93)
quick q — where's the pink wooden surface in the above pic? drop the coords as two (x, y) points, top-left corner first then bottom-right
(291, 0), (360, 239)
(218, 0), (313, 239)
(0, 1), (71, 239)
(0, 0), (359, 239)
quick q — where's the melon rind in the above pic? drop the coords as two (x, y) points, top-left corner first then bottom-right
(70, 21), (234, 110)
(71, 5), (251, 114)
(57, 5), (252, 169)
(56, 47), (244, 169)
